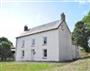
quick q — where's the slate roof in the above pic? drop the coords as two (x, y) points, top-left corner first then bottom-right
(17, 20), (62, 38)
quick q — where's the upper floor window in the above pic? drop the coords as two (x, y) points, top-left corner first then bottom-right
(22, 40), (25, 48)
(32, 39), (35, 47)
(43, 37), (47, 45)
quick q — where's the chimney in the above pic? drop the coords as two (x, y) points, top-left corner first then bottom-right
(24, 25), (29, 31)
(61, 12), (65, 22)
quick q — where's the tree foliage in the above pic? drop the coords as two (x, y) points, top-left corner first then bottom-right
(0, 37), (13, 61)
(72, 21), (90, 52)
(82, 11), (90, 29)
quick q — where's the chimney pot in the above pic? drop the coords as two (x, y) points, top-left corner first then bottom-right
(24, 25), (28, 31)
(61, 12), (65, 21)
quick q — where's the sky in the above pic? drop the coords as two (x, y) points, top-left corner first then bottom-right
(0, 0), (90, 46)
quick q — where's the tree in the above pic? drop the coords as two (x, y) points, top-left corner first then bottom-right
(0, 37), (13, 61)
(72, 21), (90, 52)
(82, 11), (90, 29)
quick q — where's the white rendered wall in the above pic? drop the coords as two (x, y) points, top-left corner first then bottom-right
(58, 22), (74, 61)
(16, 29), (59, 61)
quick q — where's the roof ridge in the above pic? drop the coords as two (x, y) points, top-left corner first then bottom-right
(28, 20), (59, 31)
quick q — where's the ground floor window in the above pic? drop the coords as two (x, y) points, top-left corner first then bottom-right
(43, 49), (47, 58)
(32, 49), (36, 55)
(22, 50), (24, 58)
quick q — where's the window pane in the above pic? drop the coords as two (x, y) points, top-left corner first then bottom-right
(43, 49), (47, 57)
(22, 50), (24, 58)
(32, 39), (35, 46)
(22, 40), (25, 48)
(43, 37), (47, 45)
(32, 49), (35, 55)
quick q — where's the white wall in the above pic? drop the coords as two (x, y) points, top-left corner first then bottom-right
(16, 21), (80, 61)
(58, 22), (74, 61)
(16, 29), (60, 61)
(72, 45), (80, 59)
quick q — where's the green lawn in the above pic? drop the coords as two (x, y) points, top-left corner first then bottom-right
(0, 53), (90, 71)
(0, 62), (66, 71)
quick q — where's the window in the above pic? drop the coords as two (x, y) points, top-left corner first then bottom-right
(22, 50), (24, 58)
(32, 49), (36, 55)
(43, 49), (47, 58)
(32, 39), (35, 46)
(22, 40), (25, 48)
(43, 37), (47, 45)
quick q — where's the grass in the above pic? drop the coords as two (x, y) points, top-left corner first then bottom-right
(0, 52), (90, 71)
(49, 58), (90, 71)
(0, 62), (66, 71)
(0, 58), (90, 71)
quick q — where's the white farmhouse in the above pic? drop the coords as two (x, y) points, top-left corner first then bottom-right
(16, 13), (80, 61)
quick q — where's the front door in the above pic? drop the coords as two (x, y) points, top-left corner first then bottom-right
(31, 49), (35, 61)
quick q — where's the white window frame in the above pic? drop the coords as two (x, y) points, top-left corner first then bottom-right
(42, 49), (47, 59)
(22, 40), (25, 48)
(32, 39), (35, 47)
(21, 50), (24, 58)
(43, 37), (47, 45)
